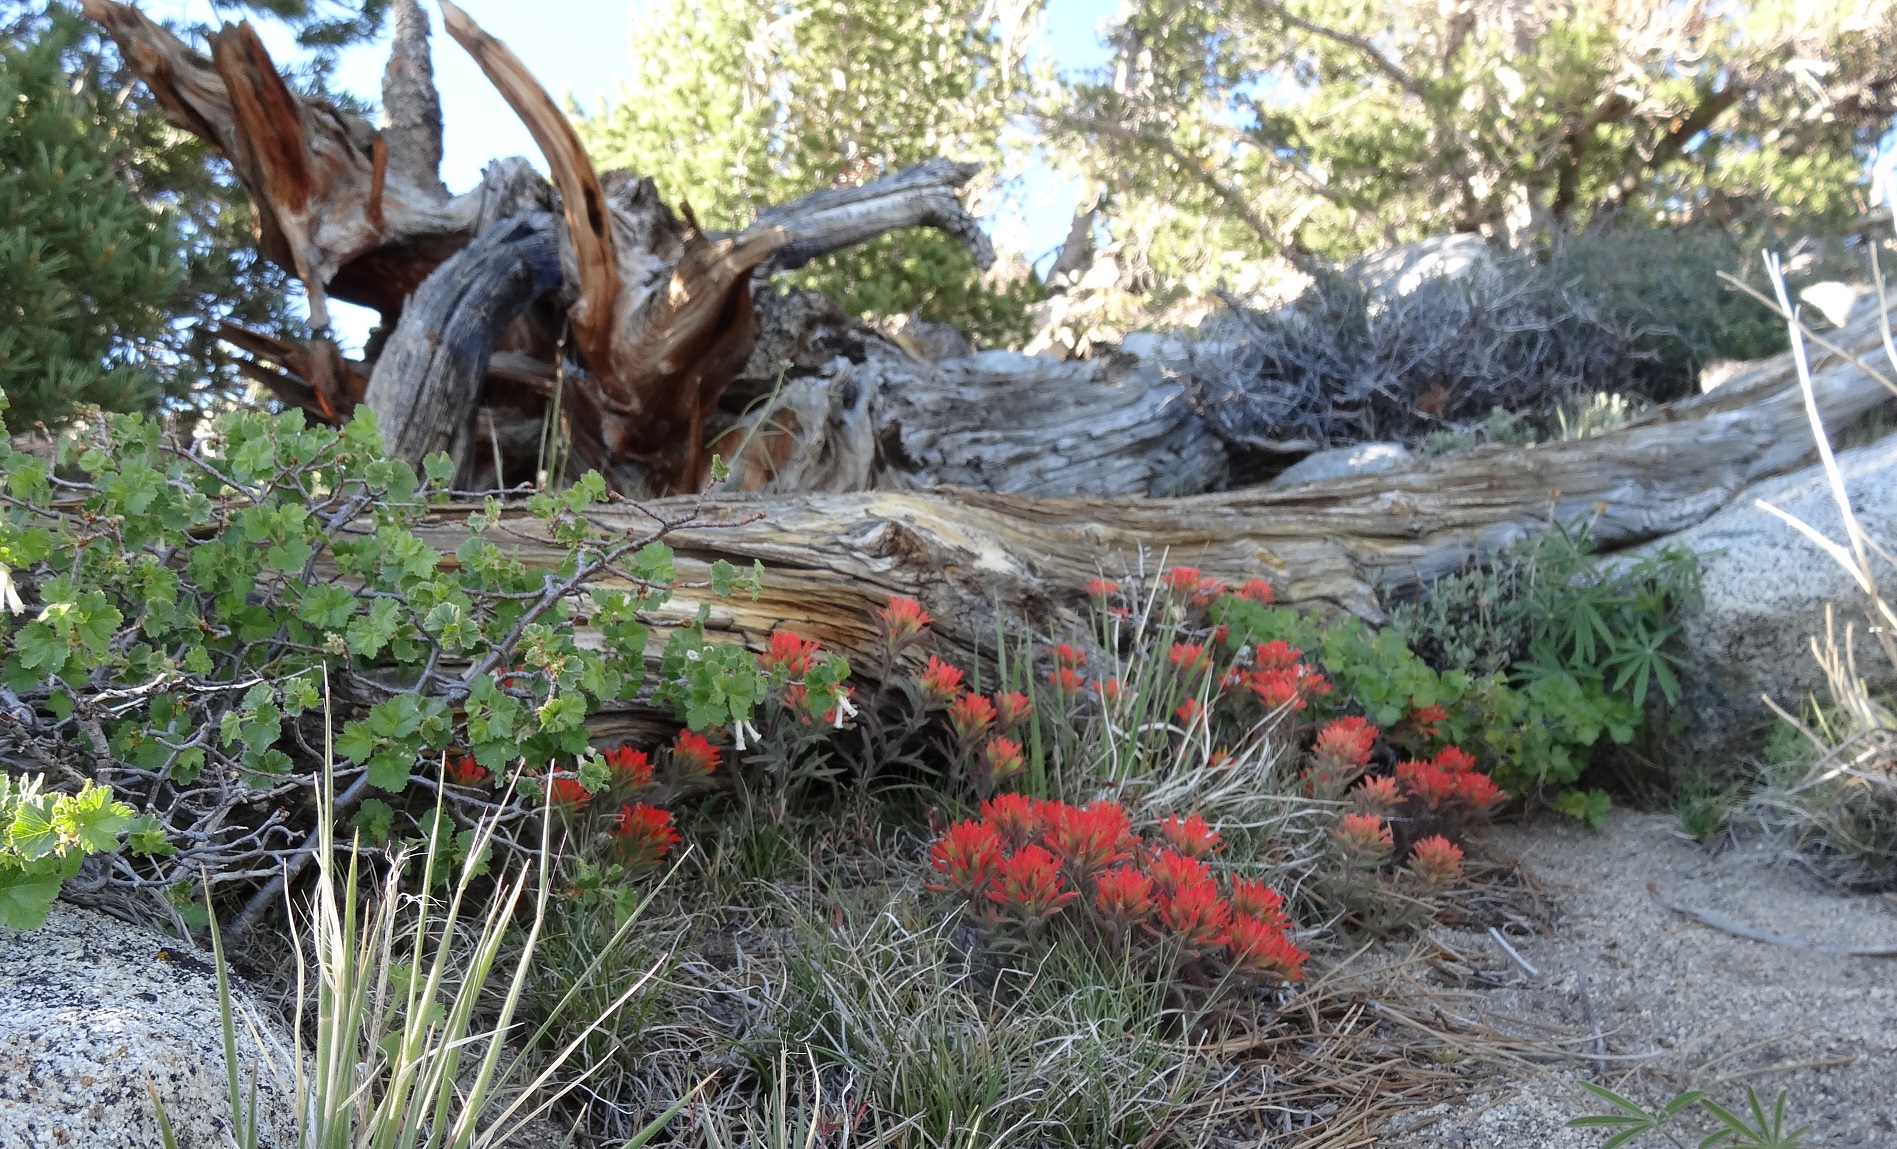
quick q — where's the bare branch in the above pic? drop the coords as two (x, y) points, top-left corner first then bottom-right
(439, 0), (622, 392)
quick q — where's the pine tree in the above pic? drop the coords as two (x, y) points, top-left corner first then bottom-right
(576, 0), (1043, 346)
(0, 5), (183, 427)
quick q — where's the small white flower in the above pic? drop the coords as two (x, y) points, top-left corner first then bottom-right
(831, 691), (858, 729)
(0, 567), (21, 615)
(733, 719), (760, 751)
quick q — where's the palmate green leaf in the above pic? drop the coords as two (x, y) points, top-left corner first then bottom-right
(0, 865), (65, 930)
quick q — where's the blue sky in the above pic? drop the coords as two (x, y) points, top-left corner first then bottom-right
(144, 0), (1121, 349)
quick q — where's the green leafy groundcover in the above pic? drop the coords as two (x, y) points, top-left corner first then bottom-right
(1214, 522), (1699, 827)
(0, 397), (1694, 928)
(0, 398), (827, 925)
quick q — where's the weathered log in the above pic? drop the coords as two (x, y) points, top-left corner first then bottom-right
(86, 0), (998, 492)
(412, 298), (1897, 689)
(361, 212), (564, 473)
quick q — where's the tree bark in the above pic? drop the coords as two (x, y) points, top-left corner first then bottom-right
(412, 301), (1897, 688)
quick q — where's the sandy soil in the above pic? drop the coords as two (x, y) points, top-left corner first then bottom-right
(1383, 810), (1897, 1148)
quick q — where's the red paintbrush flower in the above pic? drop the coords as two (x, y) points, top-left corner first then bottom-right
(873, 596), (931, 649)
(445, 755), (488, 787)
(548, 776), (591, 809)
(758, 630), (820, 676)
(672, 730), (721, 776)
(1173, 698), (1203, 727)
(1336, 812), (1394, 864)
(1159, 878), (1233, 951)
(1156, 812), (1222, 859)
(1168, 642), (1211, 675)
(612, 803), (680, 871)
(1407, 835), (1464, 886)
(927, 819), (1005, 900)
(917, 655), (966, 708)
(1053, 643), (1087, 669)
(1351, 775), (1402, 816)
(978, 792), (1047, 849)
(1160, 566), (1202, 596)
(1146, 848), (1212, 900)
(992, 690), (1033, 735)
(1098, 677), (1125, 705)
(987, 844), (1077, 923)
(1396, 761), (1456, 808)
(1432, 745), (1477, 775)
(1227, 914), (1306, 981)
(1087, 577), (1119, 600)
(1252, 639), (1303, 672)
(1453, 771), (1506, 813)
(979, 736), (1026, 785)
(946, 692), (997, 747)
(1228, 877), (1289, 930)
(604, 744), (653, 789)
(1245, 667), (1308, 713)
(1236, 577), (1275, 604)
(1047, 665), (1086, 701)
(1046, 800), (1134, 880)
(1314, 716), (1378, 767)
(1092, 865), (1157, 930)
(1411, 702), (1449, 738)
(1189, 577), (1227, 607)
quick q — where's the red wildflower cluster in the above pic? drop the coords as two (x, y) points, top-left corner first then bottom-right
(548, 776), (591, 809)
(873, 596), (932, 651)
(927, 819), (1005, 899)
(1236, 577), (1276, 605)
(988, 845), (1076, 923)
(1173, 698), (1203, 727)
(1236, 640), (1331, 714)
(671, 730), (720, 777)
(604, 744), (653, 789)
(1156, 812), (1222, 858)
(946, 692), (997, 748)
(1047, 665), (1086, 700)
(1335, 812), (1395, 866)
(1230, 877), (1288, 931)
(1352, 775), (1402, 816)
(917, 655), (966, 708)
(1389, 745), (1502, 812)
(1303, 715), (1380, 796)
(1046, 800), (1136, 880)
(1053, 643), (1086, 669)
(979, 793), (1048, 848)
(1314, 716), (1377, 767)
(1087, 578), (1119, 601)
(979, 736), (1026, 787)
(993, 690), (1033, 735)
(445, 755), (488, 787)
(925, 799), (1307, 983)
(1407, 835), (1464, 886)
(759, 630), (820, 676)
(1160, 566), (1203, 596)
(1411, 702), (1449, 738)
(612, 803), (680, 871)
(1168, 642), (1211, 675)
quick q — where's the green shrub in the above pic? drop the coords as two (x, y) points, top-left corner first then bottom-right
(0, 399), (778, 922)
(1550, 225), (1789, 398)
(0, 773), (163, 928)
(0, 8), (184, 426)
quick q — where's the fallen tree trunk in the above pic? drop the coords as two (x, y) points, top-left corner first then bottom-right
(412, 301), (1897, 692)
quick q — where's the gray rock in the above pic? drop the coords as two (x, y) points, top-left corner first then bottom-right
(1270, 442), (1412, 487)
(1646, 434), (1897, 753)
(1347, 234), (1495, 302)
(0, 902), (299, 1149)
